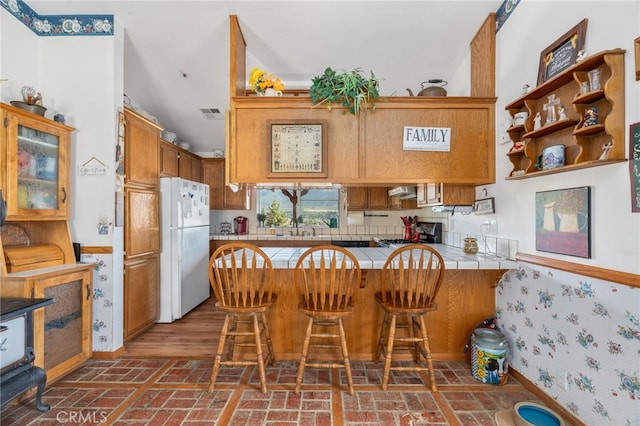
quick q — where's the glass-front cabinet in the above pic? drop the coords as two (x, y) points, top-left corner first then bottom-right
(1, 103), (74, 220)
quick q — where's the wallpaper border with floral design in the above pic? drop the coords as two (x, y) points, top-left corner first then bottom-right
(1, 0), (113, 36)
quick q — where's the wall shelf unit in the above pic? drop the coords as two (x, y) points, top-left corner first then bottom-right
(505, 49), (626, 180)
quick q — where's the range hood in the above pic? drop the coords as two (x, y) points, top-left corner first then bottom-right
(388, 186), (417, 200)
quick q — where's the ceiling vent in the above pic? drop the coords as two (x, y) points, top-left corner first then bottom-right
(198, 107), (223, 120)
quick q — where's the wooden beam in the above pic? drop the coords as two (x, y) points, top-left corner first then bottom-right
(470, 13), (496, 97)
(516, 252), (640, 288)
(229, 15), (247, 98)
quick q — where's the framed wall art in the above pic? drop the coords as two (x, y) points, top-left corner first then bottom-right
(474, 197), (495, 215)
(537, 19), (588, 85)
(267, 120), (327, 178)
(535, 186), (591, 258)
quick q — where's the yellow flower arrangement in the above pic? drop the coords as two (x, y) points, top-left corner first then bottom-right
(248, 68), (284, 94)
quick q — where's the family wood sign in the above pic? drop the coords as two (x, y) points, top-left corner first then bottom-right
(403, 126), (451, 152)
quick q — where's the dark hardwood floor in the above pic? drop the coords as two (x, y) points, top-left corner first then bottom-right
(123, 296), (223, 358)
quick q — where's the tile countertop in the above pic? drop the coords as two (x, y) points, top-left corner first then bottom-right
(210, 233), (378, 241)
(217, 245), (517, 271)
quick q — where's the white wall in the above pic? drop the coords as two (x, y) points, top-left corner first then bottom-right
(0, 9), (39, 101)
(491, 1), (640, 274)
(39, 36), (117, 245)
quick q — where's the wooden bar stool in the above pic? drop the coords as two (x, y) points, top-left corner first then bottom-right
(294, 245), (362, 395)
(208, 242), (277, 394)
(375, 244), (445, 391)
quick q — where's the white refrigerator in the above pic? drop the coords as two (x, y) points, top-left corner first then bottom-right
(158, 177), (211, 323)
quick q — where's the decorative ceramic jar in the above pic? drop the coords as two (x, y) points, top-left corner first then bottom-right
(261, 88), (282, 97)
(463, 237), (478, 254)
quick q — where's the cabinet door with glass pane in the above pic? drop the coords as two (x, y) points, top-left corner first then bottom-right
(1, 103), (74, 220)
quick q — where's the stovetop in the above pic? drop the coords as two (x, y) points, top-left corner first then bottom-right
(379, 239), (412, 244)
(377, 238), (415, 248)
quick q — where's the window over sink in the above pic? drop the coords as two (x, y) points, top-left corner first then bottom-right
(256, 188), (340, 228)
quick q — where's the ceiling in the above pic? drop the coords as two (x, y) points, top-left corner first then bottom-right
(28, 1), (503, 155)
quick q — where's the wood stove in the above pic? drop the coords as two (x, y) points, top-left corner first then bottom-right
(1, 298), (53, 412)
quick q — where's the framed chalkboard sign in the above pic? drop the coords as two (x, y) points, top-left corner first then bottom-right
(537, 19), (588, 85)
(630, 122), (640, 213)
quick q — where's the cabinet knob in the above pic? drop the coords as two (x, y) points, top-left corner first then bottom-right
(61, 187), (67, 203)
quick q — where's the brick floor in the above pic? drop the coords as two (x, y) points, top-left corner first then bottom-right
(1, 360), (546, 425)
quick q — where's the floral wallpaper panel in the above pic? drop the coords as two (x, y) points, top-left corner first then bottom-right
(497, 263), (639, 426)
(80, 252), (114, 352)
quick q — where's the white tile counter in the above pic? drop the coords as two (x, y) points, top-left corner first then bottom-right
(218, 245), (516, 271)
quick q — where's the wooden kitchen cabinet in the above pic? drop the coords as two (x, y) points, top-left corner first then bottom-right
(124, 188), (160, 259)
(367, 187), (390, 210)
(1, 102), (74, 221)
(416, 183), (475, 207)
(347, 186), (417, 210)
(229, 97), (495, 185)
(1, 104), (92, 382)
(178, 151), (193, 179)
(123, 255), (160, 340)
(202, 158), (249, 210)
(159, 140), (180, 177)
(190, 157), (202, 182)
(159, 139), (202, 182)
(123, 107), (161, 341)
(124, 107), (162, 188)
(1, 264), (93, 383)
(346, 187), (368, 210)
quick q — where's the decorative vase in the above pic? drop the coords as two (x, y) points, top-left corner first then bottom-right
(261, 88), (282, 97)
(588, 68), (602, 91)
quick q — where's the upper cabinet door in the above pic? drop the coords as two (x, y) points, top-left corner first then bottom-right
(159, 141), (179, 177)
(2, 103), (74, 220)
(125, 188), (160, 258)
(124, 108), (162, 188)
(346, 187), (368, 210)
(202, 158), (249, 210)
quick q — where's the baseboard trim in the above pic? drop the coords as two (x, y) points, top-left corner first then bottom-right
(509, 368), (586, 426)
(92, 347), (126, 359)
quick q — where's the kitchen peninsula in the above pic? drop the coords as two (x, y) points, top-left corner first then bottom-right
(217, 244), (516, 361)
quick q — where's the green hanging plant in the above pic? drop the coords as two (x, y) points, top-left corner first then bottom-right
(309, 67), (382, 115)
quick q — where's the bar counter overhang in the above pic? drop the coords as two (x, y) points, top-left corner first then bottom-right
(221, 245), (517, 362)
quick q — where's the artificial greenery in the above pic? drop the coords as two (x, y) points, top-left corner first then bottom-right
(309, 67), (382, 115)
